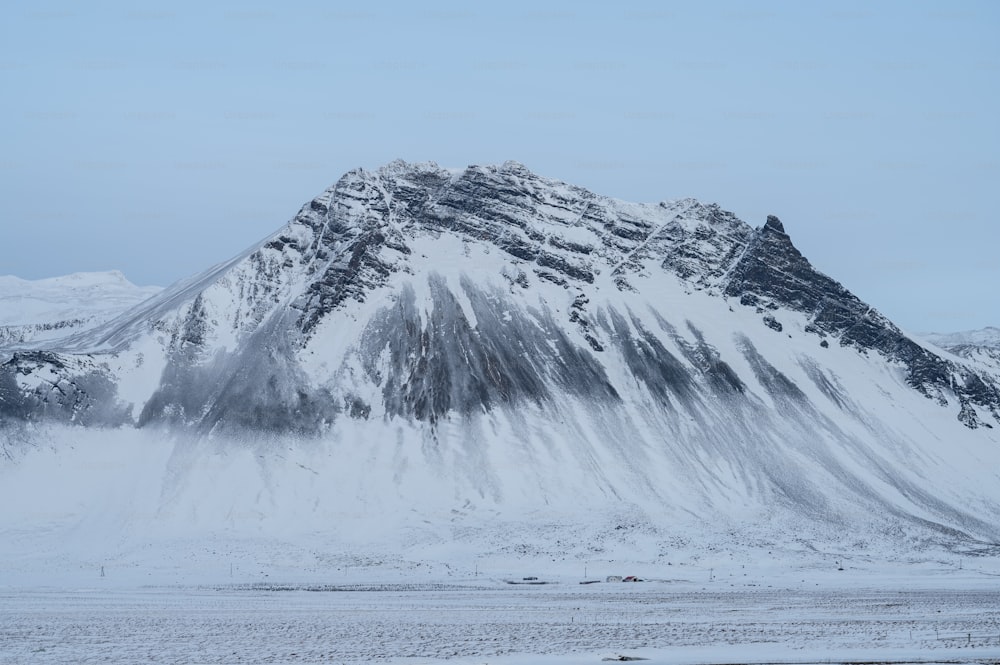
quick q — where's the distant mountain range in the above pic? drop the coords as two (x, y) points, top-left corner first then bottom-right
(924, 327), (1000, 373)
(0, 271), (160, 350)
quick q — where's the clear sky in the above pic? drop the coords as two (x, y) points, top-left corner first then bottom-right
(1, 0), (997, 333)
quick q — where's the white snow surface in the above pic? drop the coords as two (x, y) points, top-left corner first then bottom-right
(922, 326), (1000, 373)
(0, 270), (160, 349)
(924, 326), (1000, 349)
(2, 581), (999, 664)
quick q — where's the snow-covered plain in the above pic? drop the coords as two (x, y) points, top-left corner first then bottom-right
(3, 580), (1000, 664)
(2, 421), (999, 663)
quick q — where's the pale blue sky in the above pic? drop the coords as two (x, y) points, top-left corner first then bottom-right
(2, 0), (997, 332)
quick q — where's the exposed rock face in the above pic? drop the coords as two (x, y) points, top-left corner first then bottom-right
(0, 351), (131, 427)
(721, 216), (1000, 428)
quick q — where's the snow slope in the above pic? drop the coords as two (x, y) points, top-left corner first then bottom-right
(1, 161), (999, 583)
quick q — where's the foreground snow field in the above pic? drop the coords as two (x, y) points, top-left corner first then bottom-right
(2, 580), (999, 664)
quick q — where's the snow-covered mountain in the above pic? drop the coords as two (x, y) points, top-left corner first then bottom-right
(924, 327), (1000, 373)
(0, 270), (160, 351)
(926, 327), (1000, 348)
(1, 161), (999, 579)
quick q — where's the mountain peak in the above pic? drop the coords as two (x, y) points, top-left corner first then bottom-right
(376, 159), (449, 178)
(498, 159), (532, 175)
(764, 214), (785, 234)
